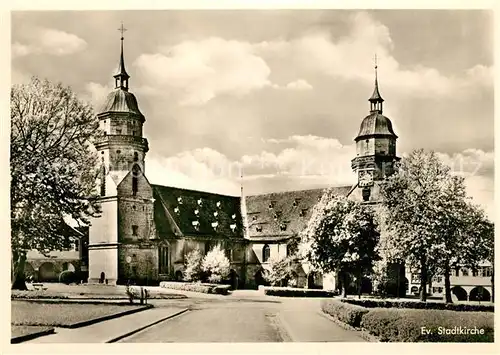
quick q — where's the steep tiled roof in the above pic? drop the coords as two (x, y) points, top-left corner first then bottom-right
(245, 186), (352, 240)
(152, 185), (244, 239)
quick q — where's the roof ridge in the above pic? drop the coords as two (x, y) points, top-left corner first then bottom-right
(151, 184), (240, 198)
(246, 185), (351, 197)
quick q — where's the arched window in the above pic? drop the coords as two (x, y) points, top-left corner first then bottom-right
(262, 244), (270, 262)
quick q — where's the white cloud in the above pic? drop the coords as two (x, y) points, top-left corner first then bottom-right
(436, 149), (494, 177)
(12, 42), (33, 58)
(285, 79), (313, 90)
(84, 82), (113, 109)
(12, 28), (87, 58)
(145, 148), (241, 196)
(134, 37), (273, 105)
(256, 11), (492, 99)
(242, 135), (357, 185)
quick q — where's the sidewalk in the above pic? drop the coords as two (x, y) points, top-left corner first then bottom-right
(278, 298), (367, 342)
(24, 307), (188, 343)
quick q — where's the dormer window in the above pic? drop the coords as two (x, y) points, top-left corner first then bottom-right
(274, 211), (282, 220)
(192, 220), (200, 231)
(213, 211), (218, 217)
(232, 214), (236, 220)
(194, 209), (199, 216)
(230, 224), (237, 232)
(256, 225), (263, 232)
(216, 201), (221, 208)
(211, 221), (218, 231)
(299, 208), (308, 217)
(293, 198), (301, 207)
(279, 223), (287, 231)
(269, 201), (276, 209)
(177, 197), (183, 204)
(197, 198), (203, 206)
(174, 207), (180, 214)
(252, 215), (258, 221)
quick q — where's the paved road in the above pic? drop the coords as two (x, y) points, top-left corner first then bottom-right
(118, 292), (366, 343)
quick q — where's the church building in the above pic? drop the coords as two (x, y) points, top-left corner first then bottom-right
(87, 34), (400, 289)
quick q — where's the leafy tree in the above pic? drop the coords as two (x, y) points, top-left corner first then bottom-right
(202, 245), (231, 284)
(379, 149), (493, 302)
(183, 249), (204, 282)
(10, 77), (101, 290)
(300, 189), (380, 298)
(264, 255), (298, 287)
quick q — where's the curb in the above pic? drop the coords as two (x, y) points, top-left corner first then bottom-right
(67, 304), (154, 328)
(11, 327), (55, 344)
(318, 311), (380, 343)
(106, 308), (189, 343)
(276, 312), (297, 342)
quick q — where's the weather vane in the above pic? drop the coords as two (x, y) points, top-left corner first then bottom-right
(118, 22), (127, 40)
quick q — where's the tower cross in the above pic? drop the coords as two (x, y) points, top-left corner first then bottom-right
(118, 23), (127, 40)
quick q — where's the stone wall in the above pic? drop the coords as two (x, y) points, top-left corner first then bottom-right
(118, 243), (158, 284)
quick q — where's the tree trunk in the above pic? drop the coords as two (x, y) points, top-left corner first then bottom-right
(420, 255), (427, 302)
(491, 270), (494, 303)
(444, 264), (452, 303)
(341, 270), (348, 298)
(357, 269), (362, 299)
(12, 250), (28, 290)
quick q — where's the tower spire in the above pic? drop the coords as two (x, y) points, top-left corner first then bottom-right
(114, 23), (130, 91)
(369, 53), (384, 113)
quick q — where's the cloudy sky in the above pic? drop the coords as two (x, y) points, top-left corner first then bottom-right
(11, 10), (494, 218)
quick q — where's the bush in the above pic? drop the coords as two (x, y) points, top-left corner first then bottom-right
(264, 286), (337, 298)
(341, 298), (494, 313)
(202, 245), (230, 284)
(361, 308), (494, 342)
(264, 256), (298, 287)
(183, 249), (204, 282)
(321, 299), (369, 328)
(58, 271), (77, 285)
(160, 281), (231, 295)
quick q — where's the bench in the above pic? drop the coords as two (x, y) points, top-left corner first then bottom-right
(31, 283), (47, 291)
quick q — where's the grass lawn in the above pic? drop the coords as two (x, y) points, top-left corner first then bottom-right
(11, 325), (54, 342)
(11, 301), (146, 327)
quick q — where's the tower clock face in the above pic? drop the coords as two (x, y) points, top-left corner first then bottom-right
(358, 169), (374, 187)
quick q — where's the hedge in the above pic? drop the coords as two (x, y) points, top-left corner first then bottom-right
(341, 298), (494, 313)
(159, 281), (231, 295)
(59, 271), (77, 285)
(360, 308), (494, 342)
(321, 299), (369, 328)
(263, 286), (337, 298)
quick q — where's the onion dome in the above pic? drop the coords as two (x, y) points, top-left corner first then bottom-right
(99, 89), (143, 116)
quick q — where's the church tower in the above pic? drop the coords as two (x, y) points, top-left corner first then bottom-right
(88, 26), (154, 285)
(351, 62), (399, 201)
(94, 25), (149, 195)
